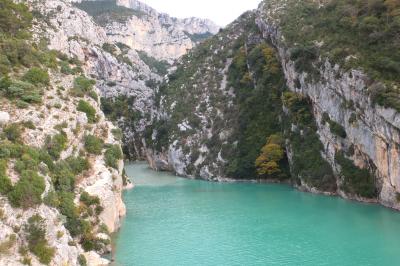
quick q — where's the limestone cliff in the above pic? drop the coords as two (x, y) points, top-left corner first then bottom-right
(145, 0), (400, 210)
(256, 0), (400, 209)
(51, 0), (219, 160)
(73, 0), (219, 61)
(0, 0), (127, 265)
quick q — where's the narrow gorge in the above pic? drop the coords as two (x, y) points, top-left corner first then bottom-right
(0, 0), (400, 265)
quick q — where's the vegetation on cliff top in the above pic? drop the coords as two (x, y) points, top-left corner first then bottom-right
(74, 0), (147, 26)
(276, 0), (400, 111)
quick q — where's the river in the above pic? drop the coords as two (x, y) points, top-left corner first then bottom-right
(113, 162), (400, 266)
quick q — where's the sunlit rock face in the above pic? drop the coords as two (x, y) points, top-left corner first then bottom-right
(142, 0), (400, 211)
(256, 0), (400, 209)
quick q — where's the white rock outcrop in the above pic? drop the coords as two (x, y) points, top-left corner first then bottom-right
(0, 111), (10, 125)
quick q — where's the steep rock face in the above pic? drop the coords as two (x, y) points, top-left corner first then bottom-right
(255, 0), (400, 209)
(35, 0), (159, 159)
(147, 12), (289, 181)
(54, 0), (218, 159)
(147, 0), (400, 210)
(0, 70), (126, 265)
(0, 1), (128, 265)
(73, 0), (219, 61)
(116, 0), (219, 35)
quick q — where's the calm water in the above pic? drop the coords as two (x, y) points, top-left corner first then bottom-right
(114, 162), (400, 266)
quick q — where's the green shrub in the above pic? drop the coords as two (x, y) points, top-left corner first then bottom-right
(22, 120), (35, 129)
(81, 234), (103, 252)
(3, 123), (22, 142)
(52, 161), (75, 192)
(77, 100), (97, 123)
(88, 90), (98, 101)
(59, 61), (73, 74)
(16, 100), (29, 108)
(0, 146), (11, 158)
(104, 144), (122, 169)
(329, 120), (347, 138)
(289, 45), (318, 74)
(72, 76), (95, 97)
(22, 67), (49, 85)
(84, 135), (103, 155)
(54, 121), (68, 131)
(102, 43), (116, 55)
(0, 160), (12, 194)
(38, 149), (55, 171)
(57, 191), (90, 237)
(349, 113), (357, 124)
(137, 50), (170, 76)
(14, 153), (39, 173)
(45, 131), (68, 159)
(2, 79), (32, 97)
(336, 152), (376, 198)
(8, 170), (45, 209)
(80, 191), (100, 206)
(78, 254), (87, 266)
(25, 215), (55, 265)
(65, 156), (90, 175)
(396, 192), (400, 203)
(43, 191), (59, 208)
(0, 78), (42, 104)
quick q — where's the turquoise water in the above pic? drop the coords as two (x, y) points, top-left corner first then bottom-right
(114, 162), (400, 266)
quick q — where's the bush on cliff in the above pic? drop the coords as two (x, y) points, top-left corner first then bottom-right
(25, 214), (55, 265)
(335, 152), (377, 199)
(77, 100), (98, 123)
(84, 135), (104, 155)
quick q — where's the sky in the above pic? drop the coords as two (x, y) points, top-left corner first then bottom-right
(140, 0), (262, 26)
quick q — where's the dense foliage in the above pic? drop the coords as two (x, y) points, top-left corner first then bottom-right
(137, 50), (170, 76)
(335, 152), (377, 198)
(8, 170), (46, 209)
(226, 43), (289, 179)
(282, 92), (337, 192)
(45, 131), (68, 159)
(184, 31), (213, 43)
(101, 96), (142, 123)
(255, 134), (287, 179)
(104, 144), (123, 169)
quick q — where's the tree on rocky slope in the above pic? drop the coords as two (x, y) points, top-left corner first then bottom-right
(255, 134), (285, 178)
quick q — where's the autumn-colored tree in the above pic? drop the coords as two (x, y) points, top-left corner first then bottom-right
(261, 46), (280, 75)
(255, 134), (285, 177)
